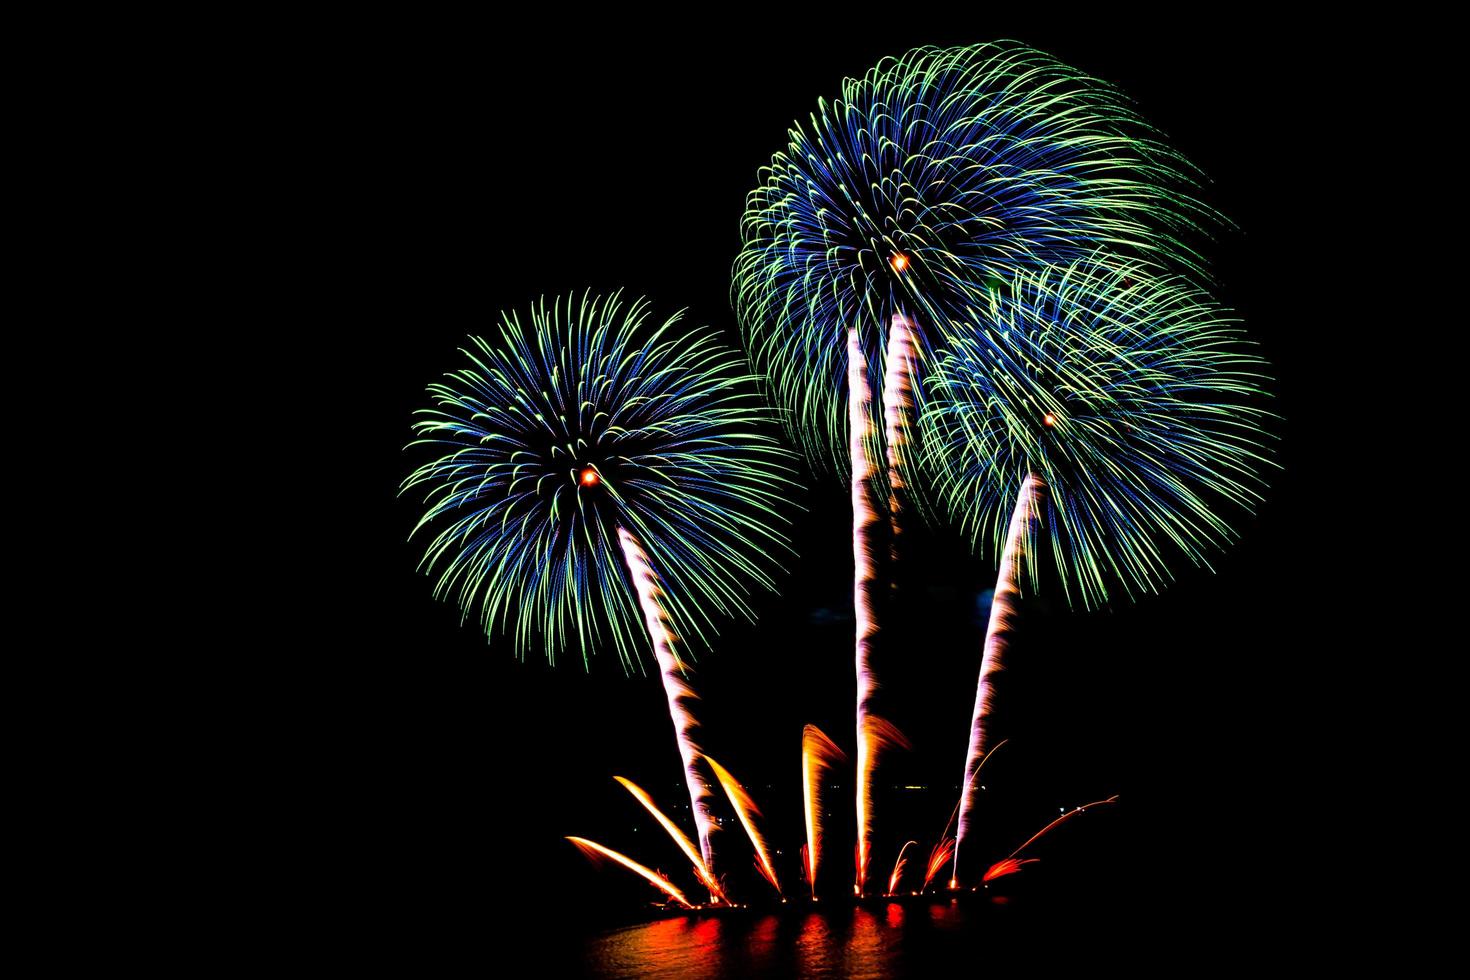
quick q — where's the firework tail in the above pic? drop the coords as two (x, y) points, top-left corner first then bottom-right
(613, 776), (724, 901)
(617, 528), (719, 896)
(849, 326), (887, 896)
(953, 475), (1044, 886)
(857, 715), (911, 893)
(883, 314), (917, 569)
(801, 725), (848, 900)
(888, 840), (917, 896)
(922, 739), (1007, 891)
(566, 836), (693, 908)
(1006, 796), (1120, 859)
(978, 795), (1119, 883)
(706, 755), (782, 895)
(923, 837), (956, 891)
(982, 858), (1040, 882)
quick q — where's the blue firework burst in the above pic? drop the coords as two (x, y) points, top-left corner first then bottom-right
(402, 291), (797, 669)
(733, 41), (1214, 473)
(919, 260), (1273, 609)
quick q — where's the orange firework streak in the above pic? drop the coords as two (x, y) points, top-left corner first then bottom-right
(979, 796), (1119, 883)
(565, 836), (693, 908)
(613, 776), (724, 901)
(882, 314), (917, 565)
(1006, 796), (1120, 859)
(953, 475), (1044, 887)
(848, 327), (887, 896)
(800, 724), (847, 899)
(982, 858), (1040, 882)
(705, 755), (782, 896)
(923, 837), (956, 892)
(888, 840), (917, 896)
(616, 528), (718, 897)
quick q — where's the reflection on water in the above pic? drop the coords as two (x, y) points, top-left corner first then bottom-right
(584, 899), (1007, 979)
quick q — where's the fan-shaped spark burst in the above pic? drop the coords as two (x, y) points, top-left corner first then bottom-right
(706, 755), (783, 896)
(801, 725), (848, 900)
(566, 836), (693, 908)
(856, 716), (911, 895)
(924, 837), (956, 892)
(888, 840), (917, 896)
(982, 858), (1040, 882)
(613, 776), (723, 902)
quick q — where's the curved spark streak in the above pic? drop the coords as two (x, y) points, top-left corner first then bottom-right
(857, 716), (911, 894)
(706, 755), (782, 896)
(923, 837), (956, 892)
(566, 836), (692, 908)
(883, 314), (918, 562)
(618, 528), (717, 880)
(982, 858), (1040, 882)
(801, 725), (848, 899)
(888, 840), (917, 896)
(926, 739), (1007, 890)
(1006, 796), (1120, 860)
(613, 776), (723, 901)
(954, 476), (1043, 885)
(849, 327), (885, 897)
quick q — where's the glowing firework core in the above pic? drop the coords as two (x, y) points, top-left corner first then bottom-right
(889, 252), (909, 273)
(1042, 413), (1056, 428)
(580, 467), (600, 486)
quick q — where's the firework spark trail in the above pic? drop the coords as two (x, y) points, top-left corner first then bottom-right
(618, 528), (718, 888)
(856, 716), (911, 893)
(848, 326), (887, 897)
(882, 314), (917, 567)
(706, 755), (782, 895)
(923, 739), (1006, 891)
(982, 858), (1040, 882)
(613, 776), (723, 901)
(888, 840), (917, 896)
(1006, 796), (1120, 859)
(923, 837), (956, 892)
(801, 725), (848, 900)
(566, 836), (693, 908)
(954, 475), (1044, 886)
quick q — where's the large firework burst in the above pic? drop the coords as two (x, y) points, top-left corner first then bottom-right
(919, 260), (1273, 611)
(733, 40), (1212, 471)
(402, 290), (796, 670)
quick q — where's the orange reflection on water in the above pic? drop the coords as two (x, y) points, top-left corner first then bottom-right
(845, 908), (885, 980)
(928, 898), (967, 931)
(590, 916), (723, 980)
(797, 911), (839, 977)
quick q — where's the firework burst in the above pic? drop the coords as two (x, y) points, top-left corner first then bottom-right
(801, 724), (847, 899)
(403, 290), (796, 668)
(404, 291), (796, 895)
(919, 261), (1273, 610)
(733, 40), (1212, 472)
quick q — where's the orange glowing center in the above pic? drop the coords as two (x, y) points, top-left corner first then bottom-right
(580, 467), (600, 486)
(889, 252), (909, 273)
(1043, 413), (1057, 428)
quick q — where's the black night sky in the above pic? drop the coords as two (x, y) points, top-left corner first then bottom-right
(296, 20), (1336, 970)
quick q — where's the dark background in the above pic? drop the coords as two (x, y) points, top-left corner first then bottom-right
(291, 20), (1333, 966)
